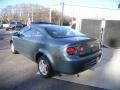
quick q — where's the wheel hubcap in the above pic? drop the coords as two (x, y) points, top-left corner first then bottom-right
(39, 60), (48, 75)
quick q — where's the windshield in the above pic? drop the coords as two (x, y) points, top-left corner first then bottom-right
(45, 26), (86, 38)
(17, 22), (22, 24)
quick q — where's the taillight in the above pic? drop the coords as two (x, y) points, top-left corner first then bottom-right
(67, 47), (76, 55)
(79, 47), (84, 52)
(79, 46), (84, 54)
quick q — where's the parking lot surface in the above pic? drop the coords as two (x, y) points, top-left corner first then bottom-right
(0, 49), (106, 90)
(0, 29), (120, 90)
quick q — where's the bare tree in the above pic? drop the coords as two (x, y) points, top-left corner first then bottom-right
(0, 4), (72, 25)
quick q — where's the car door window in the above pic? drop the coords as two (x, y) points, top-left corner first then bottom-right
(24, 29), (39, 37)
(20, 26), (29, 34)
(23, 30), (32, 37)
(19, 26), (43, 41)
(34, 27), (44, 37)
(34, 30), (42, 37)
(20, 26), (31, 37)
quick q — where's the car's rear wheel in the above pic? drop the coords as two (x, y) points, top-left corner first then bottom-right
(38, 56), (54, 78)
(10, 43), (18, 54)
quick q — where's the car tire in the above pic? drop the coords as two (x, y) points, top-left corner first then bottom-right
(10, 42), (18, 54)
(38, 55), (54, 78)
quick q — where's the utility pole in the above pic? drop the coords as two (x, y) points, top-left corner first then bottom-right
(60, 2), (64, 25)
(100, 18), (106, 46)
(0, 8), (2, 24)
(19, 8), (22, 22)
(49, 8), (52, 22)
(31, 6), (33, 22)
(118, 3), (120, 8)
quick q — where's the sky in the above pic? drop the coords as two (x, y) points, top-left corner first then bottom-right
(0, 0), (120, 21)
(0, 0), (120, 9)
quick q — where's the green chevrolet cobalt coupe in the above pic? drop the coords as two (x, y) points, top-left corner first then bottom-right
(10, 23), (102, 78)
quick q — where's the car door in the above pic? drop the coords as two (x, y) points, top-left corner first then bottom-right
(14, 26), (44, 60)
(23, 27), (44, 60)
(13, 27), (32, 56)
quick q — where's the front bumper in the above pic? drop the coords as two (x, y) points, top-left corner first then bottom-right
(54, 51), (102, 74)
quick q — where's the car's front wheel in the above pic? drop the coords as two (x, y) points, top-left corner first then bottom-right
(10, 42), (18, 54)
(38, 56), (54, 78)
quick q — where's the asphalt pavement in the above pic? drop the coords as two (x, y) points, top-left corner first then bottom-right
(0, 29), (12, 50)
(0, 49), (107, 90)
(0, 29), (120, 90)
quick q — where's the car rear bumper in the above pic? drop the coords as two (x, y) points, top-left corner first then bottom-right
(54, 51), (102, 74)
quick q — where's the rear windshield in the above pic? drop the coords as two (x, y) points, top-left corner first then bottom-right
(45, 26), (86, 38)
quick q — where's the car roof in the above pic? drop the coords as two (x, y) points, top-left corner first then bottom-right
(30, 22), (71, 29)
(31, 24), (61, 28)
(31, 22), (56, 25)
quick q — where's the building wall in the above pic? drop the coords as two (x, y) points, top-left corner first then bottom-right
(103, 20), (120, 48)
(80, 19), (120, 48)
(81, 19), (101, 39)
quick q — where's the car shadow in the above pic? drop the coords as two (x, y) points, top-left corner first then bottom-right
(91, 47), (114, 69)
(10, 75), (106, 90)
